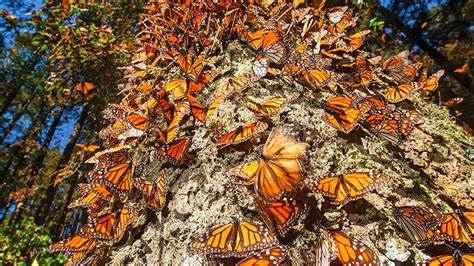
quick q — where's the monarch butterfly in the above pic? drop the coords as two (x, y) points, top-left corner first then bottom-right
(214, 121), (268, 148)
(125, 113), (150, 131)
(436, 212), (473, 244)
(215, 75), (251, 98)
(307, 172), (386, 206)
(177, 53), (205, 82)
(159, 90), (174, 122)
(363, 96), (391, 113)
(166, 100), (190, 143)
(422, 250), (474, 266)
(93, 161), (134, 193)
(112, 206), (137, 240)
(206, 95), (224, 119)
(420, 70), (444, 93)
(189, 220), (278, 258)
(79, 213), (116, 240)
(381, 52), (421, 83)
(322, 96), (368, 134)
(136, 169), (169, 210)
(186, 93), (206, 122)
(69, 183), (113, 216)
(229, 127), (309, 200)
(252, 56), (269, 79)
(156, 137), (192, 164)
(197, 69), (219, 85)
(229, 160), (260, 184)
(392, 205), (443, 246)
(164, 79), (188, 100)
(311, 227), (333, 266)
(243, 28), (267, 50)
(236, 246), (287, 266)
(300, 68), (331, 89)
(84, 145), (130, 164)
(51, 234), (98, 255)
(260, 30), (287, 64)
(257, 196), (305, 236)
(245, 97), (287, 117)
(332, 30), (371, 53)
(330, 230), (380, 265)
(363, 109), (418, 144)
(76, 144), (100, 153)
(137, 83), (154, 93)
(455, 209), (474, 238)
(75, 81), (95, 96)
(384, 82), (424, 103)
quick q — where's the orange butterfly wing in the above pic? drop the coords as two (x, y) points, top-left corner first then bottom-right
(245, 97), (286, 117)
(330, 231), (379, 265)
(157, 137), (192, 164)
(186, 93), (206, 122)
(257, 196), (304, 236)
(113, 206), (137, 240)
(309, 173), (386, 206)
(421, 70), (444, 93)
(214, 121), (268, 147)
(384, 82), (423, 103)
(322, 96), (366, 134)
(79, 213), (116, 240)
(164, 79), (188, 100)
(438, 213), (473, 243)
(228, 160), (260, 185)
(236, 246), (287, 266)
(100, 163), (134, 192)
(136, 170), (168, 210)
(51, 235), (97, 254)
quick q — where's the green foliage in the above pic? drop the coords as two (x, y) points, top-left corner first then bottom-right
(0, 217), (67, 265)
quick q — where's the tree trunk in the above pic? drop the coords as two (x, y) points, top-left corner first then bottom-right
(0, 91), (38, 145)
(51, 172), (81, 240)
(28, 106), (64, 178)
(0, 104), (50, 187)
(378, 6), (473, 91)
(0, 89), (19, 117)
(4, 107), (64, 223)
(34, 105), (88, 225)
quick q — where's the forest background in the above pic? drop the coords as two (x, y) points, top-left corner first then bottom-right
(0, 0), (472, 264)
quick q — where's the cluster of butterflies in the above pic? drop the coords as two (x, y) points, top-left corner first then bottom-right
(393, 205), (473, 265)
(50, 0), (470, 265)
(190, 127), (387, 265)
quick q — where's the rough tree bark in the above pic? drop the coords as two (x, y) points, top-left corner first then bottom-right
(106, 42), (473, 265)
